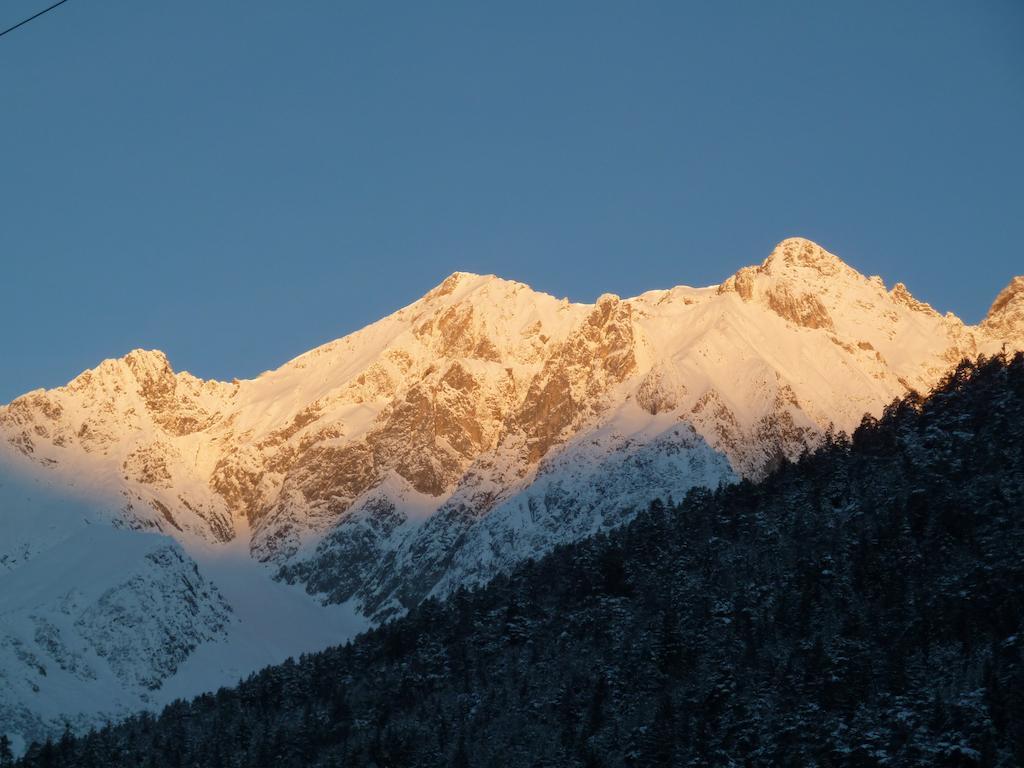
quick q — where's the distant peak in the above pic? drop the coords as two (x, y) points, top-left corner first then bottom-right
(423, 272), (478, 300)
(445, 270), (488, 283)
(762, 237), (850, 277)
(60, 349), (174, 396)
(123, 348), (170, 367)
(421, 271), (534, 304)
(777, 236), (820, 249)
(983, 275), (1024, 335)
(987, 276), (1024, 316)
(718, 237), (859, 303)
(119, 349), (173, 378)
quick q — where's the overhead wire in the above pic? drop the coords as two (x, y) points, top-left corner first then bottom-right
(0, 0), (73, 40)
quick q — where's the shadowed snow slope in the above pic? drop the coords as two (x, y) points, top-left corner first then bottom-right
(1, 238), (1021, 748)
(0, 464), (366, 753)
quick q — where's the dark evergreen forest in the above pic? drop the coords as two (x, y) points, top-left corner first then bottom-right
(12, 354), (1024, 768)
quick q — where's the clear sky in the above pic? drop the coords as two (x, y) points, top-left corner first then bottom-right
(1, 1), (1021, 402)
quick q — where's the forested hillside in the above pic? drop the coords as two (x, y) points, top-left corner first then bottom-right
(13, 354), (1024, 768)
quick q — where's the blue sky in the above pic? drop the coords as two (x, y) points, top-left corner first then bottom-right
(1, 0), (1021, 402)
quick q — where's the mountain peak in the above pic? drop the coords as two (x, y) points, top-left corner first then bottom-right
(111, 349), (176, 388)
(717, 239), (862, 326)
(122, 348), (172, 371)
(983, 275), (1024, 336)
(422, 271), (481, 300)
(762, 237), (851, 278)
(422, 271), (532, 304)
(62, 348), (174, 394)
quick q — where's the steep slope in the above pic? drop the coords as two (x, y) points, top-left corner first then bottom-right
(0, 527), (230, 753)
(0, 464), (366, 755)
(0, 463), (227, 752)
(18, 353), (1024, 768)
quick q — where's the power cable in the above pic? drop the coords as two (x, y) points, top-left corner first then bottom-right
(0, 0), (73, 40)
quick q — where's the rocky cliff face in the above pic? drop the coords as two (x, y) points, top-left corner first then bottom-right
(2, 240), (1021, 616)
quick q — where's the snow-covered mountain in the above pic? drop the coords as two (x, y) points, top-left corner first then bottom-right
(0, 461), (366, 753)
(1, 237), (1021, 747)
